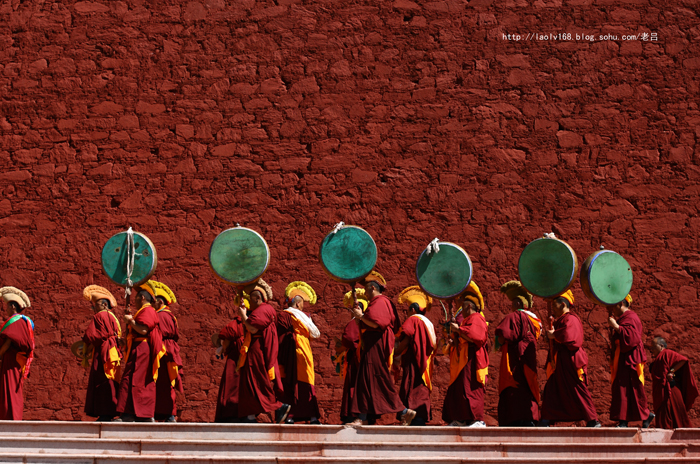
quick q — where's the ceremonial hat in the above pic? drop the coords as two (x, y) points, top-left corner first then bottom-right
(138, 281), (156, 299)
(360, 271), (387, 290)
(499, 280), (533, 309)
(71, 340), (92, 359)
(150, 280), (177, 304)
(285, 281), (317, 305)
(244, 278), (273, 302)
(82, 285), (118, 308)
(344, 288), (369, 312)
(0, 287), (30, 309)
(557, 289), (575, 306)
(397, 285), (433, 312)
(624, 294), (632, 306)
(460, 281), (484, 311)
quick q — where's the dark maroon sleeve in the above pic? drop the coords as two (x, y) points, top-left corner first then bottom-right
(83, 311), (117, 345)
(157, 311), (179, 340)
(248, 304), (275, 331)
(554, 313), (583, 350)
(362, 296), (393, 330)
(495, 312), (520, 343)
(1, 318), (33, 352)
(460, 313), (488, 347)
(617, 312), (642, 352)
(135, 306), (158, 331)
(341, 319), (360, 351)
(276, 311), (294, 335)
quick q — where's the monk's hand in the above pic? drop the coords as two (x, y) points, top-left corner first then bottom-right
(237, 305), (247, 320)
(667, 372), (675, 381)
(546, 328), (555, 339)
(450, 322), (459, 333)
(608, 317), (619, 330)
(350, 305), (363, 319)
(124, 314), (134, 325)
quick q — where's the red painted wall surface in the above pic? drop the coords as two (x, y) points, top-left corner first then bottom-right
(1, 0), (699, 425)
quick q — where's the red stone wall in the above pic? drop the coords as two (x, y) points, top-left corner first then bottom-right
(1, 0), (699, 424)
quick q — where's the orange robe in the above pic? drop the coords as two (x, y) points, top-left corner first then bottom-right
(83, 310), (121, 418)
(442, 312), (489, 423)
(116, 304), (165, 419)
(0, 314), (34, 420)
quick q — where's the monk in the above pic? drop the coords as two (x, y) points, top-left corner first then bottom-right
(495, 281), (540, 427)
(151, 281), (183, 422)
(236, 279), (291, 423)
(540, 291), (600, 427)
(277, 281), (321, 424)
(395, 286), (436, 426)
(442, 281), (489, 427)
(115, 283), (166, 422)
(650, 336), (699, 429)
(349, 271), (415, 425)
(0, 287), (34, 421)
(214, 295), (247, 423)
(82, 285), (122, 421)
(335, 289), (368, 424)
(608, 294), (653, 428)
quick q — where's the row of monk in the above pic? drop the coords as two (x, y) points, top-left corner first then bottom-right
(0, 275), (697, 427)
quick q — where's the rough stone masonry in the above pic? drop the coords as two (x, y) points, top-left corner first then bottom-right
(0, 0), (699, 424)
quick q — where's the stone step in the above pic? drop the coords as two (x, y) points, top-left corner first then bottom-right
(1, 421), (695, 444)
(1, 455), (700, 464)
(0, 437), (694, 458)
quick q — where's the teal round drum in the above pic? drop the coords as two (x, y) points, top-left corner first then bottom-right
(319, 225), (377, 283)
(210, 227), (270, 285)
(416, 242), (472, 299)
(518, 237), (578, 298)
(102, 230), (157, 287)
(580, 250), (633, 306)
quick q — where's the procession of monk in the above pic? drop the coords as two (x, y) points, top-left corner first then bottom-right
(1, 271), (698, 428)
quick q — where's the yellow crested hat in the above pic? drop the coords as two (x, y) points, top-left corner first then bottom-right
(82, 285), (118, 308)
(624, 294), (632, 305)
(150, 280), (177, 304)
(397, 285), (432, 312)
(558, 289), (575, 306)
(344, 288), (369, 312)
(244, 278), (273, 302)
(460, 281), (484, 311)
(138, 281), (156, 299)
(499, 280), (533, 309)
(360, 270), (387, 289)
(285, 281), (317, 305)
(0, 286), (30, 309)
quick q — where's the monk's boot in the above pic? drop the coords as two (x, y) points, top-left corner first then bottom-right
(275, 404), (291, 424)
(400, 408), (417, 426)
(586, 420), (602, 428)
(642, 413), (655, 429)
(166, 415), (177, 423)
(616, 421), (628, 428)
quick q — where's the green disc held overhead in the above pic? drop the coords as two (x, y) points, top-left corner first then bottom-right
(320, 225), (377, 283)
(416, 242), (472, 299)
(102, 230), (158, 287)
(518, 237), (578, 298)
(210, 227), (270, 285)
(581, 250), (633, 306)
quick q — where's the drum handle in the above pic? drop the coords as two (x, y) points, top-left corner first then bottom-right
(123, 227), (136, 309)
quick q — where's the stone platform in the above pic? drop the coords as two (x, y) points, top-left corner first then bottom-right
(1, 421), (699, 463)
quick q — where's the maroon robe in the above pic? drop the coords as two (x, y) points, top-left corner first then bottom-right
(651, 349), (699, 429)
(351, 294), (405, 417)
(340, 319), (360, 421)
(442, 312), (489, 423)
(116, 304), (164, 418)
(237, 302), (283, 417)
(541, 312), (598, 422)
(609, 310), (650, 422)
(495, 311), (540, 425)
(397, 315), (434, 422)
(277, 310), (320, 420)
(215, 318), (245, 422)
(83, 310), (121, 418)
(0, 315), (34, 420)
(154, 308), (183, 418)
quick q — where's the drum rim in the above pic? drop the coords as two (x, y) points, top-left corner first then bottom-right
(319, 224), (377, 283)
(518, 237), (577, 298)
(101, 231), (158, 287)
(209, 226), (270, 285)
(415, 241), (473, 299)
(584, 250), (633, 305)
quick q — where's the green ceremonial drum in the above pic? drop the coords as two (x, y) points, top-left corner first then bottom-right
(518, 236), (578, 298)
(102, 230), (157, 287)
(416, 242), (473, 299)
(319, 225), (377, 283)
(209, 227), (270, 285)
(580, 249), (633, 306)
